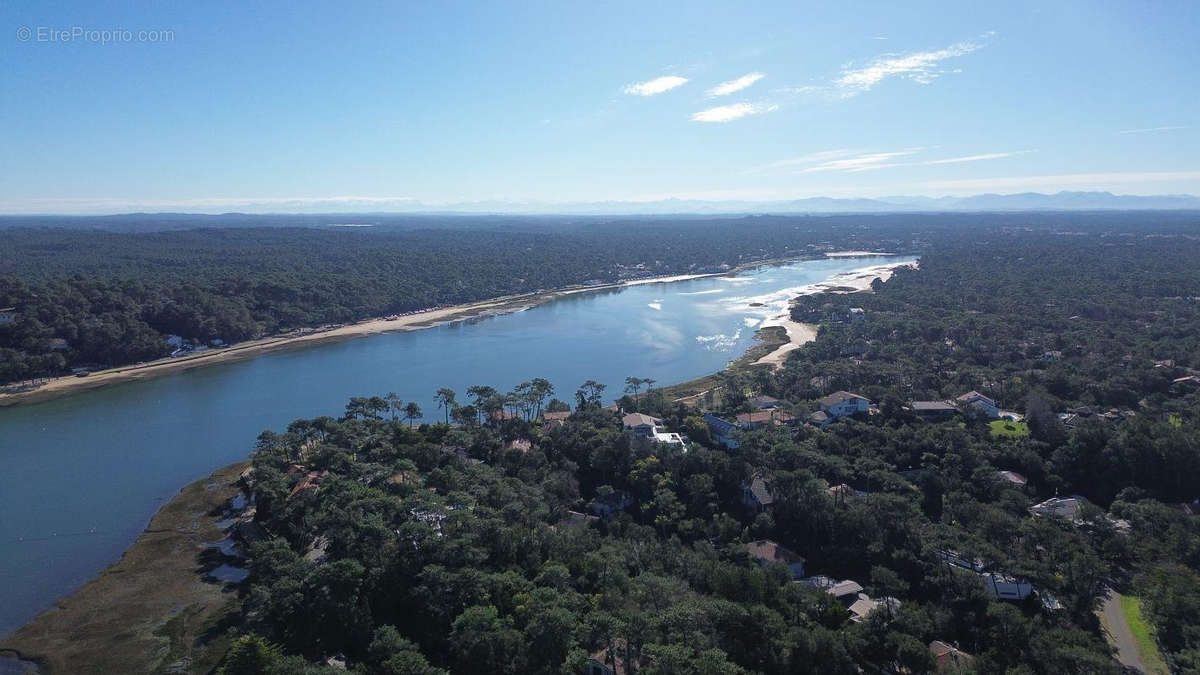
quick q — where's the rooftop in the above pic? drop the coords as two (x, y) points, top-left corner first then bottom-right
(747, 539), (804, 566)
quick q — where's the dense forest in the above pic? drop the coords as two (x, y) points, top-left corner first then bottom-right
(209, 221), (1200, 674)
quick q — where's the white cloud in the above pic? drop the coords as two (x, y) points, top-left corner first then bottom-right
(1117, 125), (1189, 134)
(835, 39), (983, 94)
(706, 72), (766, 97)
(623, 75), (689, 96)
(691, 102), (779, 123)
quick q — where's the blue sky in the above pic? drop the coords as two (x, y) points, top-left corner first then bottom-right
(2, 0), (1198, 213)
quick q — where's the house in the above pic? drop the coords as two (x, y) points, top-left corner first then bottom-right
(848, 595), (900, 623)
(47, 338), (70, 351)
(995, 470), (1028, 486)
(1029, 495), (1089, 521)
(981, 572), (1034, 600)
(929, 641), (975, 673)
(1173, 375), (1200, 390)
(589, 491), (634, 518)
(955, 391), (1000, 419)
(748, 394), (780, 409)
(747, 539), (806, 579)
(808, 410), (833, 429)
(587, 639), (642, 675)
(622, 412), (664, 437)
(0, 307), (17, 324)
(505, 438), (533, 452)
(939, 550), (1034, 601)
(540, 410), (571, 427)
(848, 307), (866, 322)
(743, 473), (775, 511)
(818, 391), (871, 418)
(827, 483), (866, 502)
(703, 413), (740, 449)
(735, 409), (796, 430)
(1041, 350), (1063, 361)
(910, 400), (958, 421)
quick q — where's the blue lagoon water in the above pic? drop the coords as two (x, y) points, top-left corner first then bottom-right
(0, 255), (911, 633)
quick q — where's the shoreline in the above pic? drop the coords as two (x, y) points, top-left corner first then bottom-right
(0, 252), (899, 408)
(0, 462), (249, 674)
(749, 258), (916, 369)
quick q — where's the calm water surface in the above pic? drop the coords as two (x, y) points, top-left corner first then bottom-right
(0, 255), (911, 633)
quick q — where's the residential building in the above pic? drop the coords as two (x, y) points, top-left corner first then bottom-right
(848, 595), (900, 623)
(818, 391), (871, 418)
(910, 400), (958, 421)
(981, 572), (1034, 601)
(0, 307), (16, 324)
(622, 412), (664, 437)
(929, 641), (975, 673)
(747, 539), (806, 579)
(808, 410), (833, 429)
(1029, 495), (1089, 521)
(748, 394), (780, 409)
(587, 639), (641, 675)
(995, 470), (1028, 486)
(703, 413), (740, 449)
(955, 391), (1000, 419)
(743, 473), (775, 511)
(735, 409), (796, 430)
(540, 410), (571, 427)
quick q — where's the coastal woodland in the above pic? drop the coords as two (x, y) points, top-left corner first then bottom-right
(197, 220), (1200, 673)
(3, 210), (1197, 385)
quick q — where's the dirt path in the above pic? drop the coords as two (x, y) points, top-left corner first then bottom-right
(1099, 587), (1148, 673)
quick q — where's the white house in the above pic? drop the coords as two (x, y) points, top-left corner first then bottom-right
(622, 412), (685, 448)
(955, 391), (999, 419)
(818, 391), (871, 419)
(1029, 495), (1089, 521)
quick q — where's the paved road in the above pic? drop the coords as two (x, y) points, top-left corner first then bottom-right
(1099, 587), (1147, 673)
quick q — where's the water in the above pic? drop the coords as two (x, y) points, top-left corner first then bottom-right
(0, 255), (911, 634)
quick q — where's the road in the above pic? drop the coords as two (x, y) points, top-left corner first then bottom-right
(1099, 587), (1148, 673)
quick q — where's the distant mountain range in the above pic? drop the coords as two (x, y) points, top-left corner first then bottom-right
(2, 192), (1199, 221)
(423, 191), (1200, 215)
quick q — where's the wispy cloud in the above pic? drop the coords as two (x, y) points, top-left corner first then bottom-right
(835, 39), (984, 94)
(623, 75), (689, 96)
(756, 148), (1031, 174)
(706, 72), (766, 97)
(691, 102), (779, 123)
(800, 150), (922, 172)
(1117, 125), (1189, 134)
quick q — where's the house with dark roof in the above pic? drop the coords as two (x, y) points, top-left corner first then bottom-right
(910, 400), (958, 421)
(743, 473), (775, 511)
(703, 413), (740, 449)
(747, 539), (806, 579)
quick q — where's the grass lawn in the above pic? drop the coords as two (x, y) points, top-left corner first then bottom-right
(989, 420), (1030, 438)
(1120, 595), (1171, 675)
(1168, 413), (1182, 428)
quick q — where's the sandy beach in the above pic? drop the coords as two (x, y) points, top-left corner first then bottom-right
(751, 258), (916, 368)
